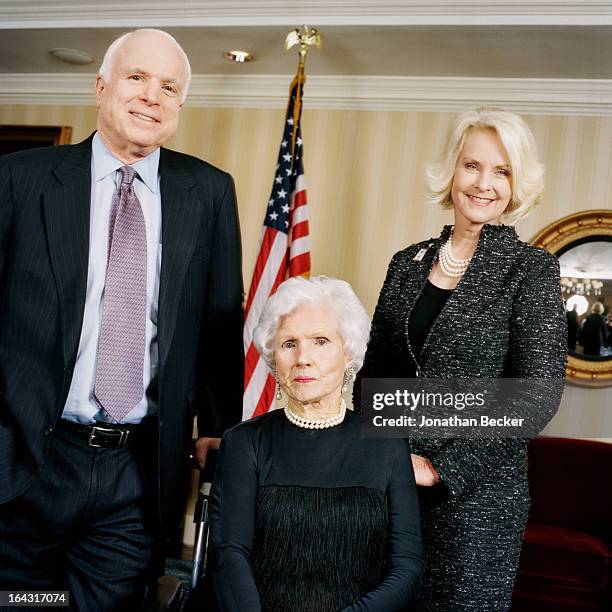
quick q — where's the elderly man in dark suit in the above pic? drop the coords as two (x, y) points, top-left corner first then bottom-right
(0, 29), (243, 610)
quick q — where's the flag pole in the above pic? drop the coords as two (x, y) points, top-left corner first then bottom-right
(285, 26), (321, 172)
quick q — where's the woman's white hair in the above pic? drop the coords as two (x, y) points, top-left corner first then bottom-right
(426, 107), (544, 225)
(98, 29), (192, 103)
(253, 276), (371, 372)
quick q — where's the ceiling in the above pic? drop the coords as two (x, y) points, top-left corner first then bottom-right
(0, 1), (611, 113)
(0, 25), (611, 79)
(1, 0), (612, 79)
(559, 242), (612, 280)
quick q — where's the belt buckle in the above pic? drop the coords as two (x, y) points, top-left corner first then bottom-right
(88, 425), (129, 448)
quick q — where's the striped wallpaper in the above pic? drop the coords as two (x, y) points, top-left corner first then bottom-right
(1, 102), (611, 439)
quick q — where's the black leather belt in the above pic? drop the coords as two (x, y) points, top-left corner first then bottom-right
(59, 419), (142, 449)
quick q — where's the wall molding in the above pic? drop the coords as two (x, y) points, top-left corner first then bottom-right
(1, 1), (611, 28)
(1, 73), (610, 116)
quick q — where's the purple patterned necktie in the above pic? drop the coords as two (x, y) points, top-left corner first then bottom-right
(94, 165), (147, 422)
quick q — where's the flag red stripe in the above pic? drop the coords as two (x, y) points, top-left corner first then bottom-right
(244, 259), (288, 384)
(272, 257), (289, 292)
(291, 220), (309, 241)
(244, 343), (262, 389)
(244, 227), (276, 315)
(289, 252), (311, 277)
(252, 374), (275, 417)
(294, 189), (307, 208)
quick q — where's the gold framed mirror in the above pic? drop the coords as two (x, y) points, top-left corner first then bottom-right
(531, 210), (612, 387)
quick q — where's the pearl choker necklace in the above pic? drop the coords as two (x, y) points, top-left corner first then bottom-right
(438, 229), (472, 278)
(284, 399), (347, 429)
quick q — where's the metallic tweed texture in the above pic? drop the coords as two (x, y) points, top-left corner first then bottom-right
(94, 166), (147, 422)
(359, 224), (568, 611)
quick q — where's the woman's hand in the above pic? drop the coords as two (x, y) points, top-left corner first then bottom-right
(411, 454), (441, 487)
(195, 436), (221, 469)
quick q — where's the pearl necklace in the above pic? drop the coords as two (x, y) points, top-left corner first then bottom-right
(284, 399), (347, 430)
(438, 229), (472, 278)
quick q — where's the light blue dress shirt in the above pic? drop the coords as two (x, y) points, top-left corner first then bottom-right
(62, 133), (162, 424)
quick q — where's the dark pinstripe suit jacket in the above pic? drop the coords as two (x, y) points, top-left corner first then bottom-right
(0, 135), (244, 532)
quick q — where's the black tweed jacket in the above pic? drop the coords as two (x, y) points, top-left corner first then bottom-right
(357, 223), (567, 611)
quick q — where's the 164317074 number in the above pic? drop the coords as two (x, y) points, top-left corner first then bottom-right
(0, 591), (69, 607)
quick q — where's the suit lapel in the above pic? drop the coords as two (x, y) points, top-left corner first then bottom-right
(42, 137), (93, 368)
(158, 148), (201, 370)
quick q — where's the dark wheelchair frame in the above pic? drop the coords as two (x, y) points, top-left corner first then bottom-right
(144, 453), (212, 612)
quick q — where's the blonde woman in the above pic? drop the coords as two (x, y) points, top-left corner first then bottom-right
(358, 108), (567, 611)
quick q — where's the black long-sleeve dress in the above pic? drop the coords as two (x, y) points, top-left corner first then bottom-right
(357, 224), (567, 612)
(208, 408), (424, 611)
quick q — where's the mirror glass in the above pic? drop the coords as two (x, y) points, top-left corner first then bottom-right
(530, 210), (612, 386)
(558, 239), (612, 361)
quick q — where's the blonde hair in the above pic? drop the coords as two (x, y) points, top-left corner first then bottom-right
(98, 29), (192, 103)
(426, 108), (544, 224)
(591, 302), (605, 315)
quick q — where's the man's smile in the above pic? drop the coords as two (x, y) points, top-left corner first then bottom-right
(130, 111), (159, 123)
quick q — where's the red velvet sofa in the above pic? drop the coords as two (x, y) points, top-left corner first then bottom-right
(511, 437), (611, 611)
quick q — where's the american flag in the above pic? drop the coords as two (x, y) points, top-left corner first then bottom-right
(242, 72), (311, 420)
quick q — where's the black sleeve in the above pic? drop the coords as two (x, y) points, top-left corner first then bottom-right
(342, 442), (424, 611)
(208, 425), (261, 611)
(196, 173), (244, 438)
(432, 251), (567, 497)
(0, 156), (14, 298)
(355, 252), (409, 409)
(505, 250), (567, 379)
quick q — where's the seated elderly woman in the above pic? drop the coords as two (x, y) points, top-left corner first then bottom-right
(208, 276), (424, 611)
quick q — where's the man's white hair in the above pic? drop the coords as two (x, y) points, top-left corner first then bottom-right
(98, 29), (192, 103)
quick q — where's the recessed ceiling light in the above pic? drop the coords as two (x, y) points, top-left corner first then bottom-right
(49, 48), (95, 66)
(224, 50), (254, 63)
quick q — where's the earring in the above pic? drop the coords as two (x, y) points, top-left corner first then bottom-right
(275, 381), (282, 401)
(342, 366), (355, 394)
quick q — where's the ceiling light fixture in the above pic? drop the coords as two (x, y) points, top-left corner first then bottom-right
(48, 48), (95, 66)
(224, 50), (254, 63)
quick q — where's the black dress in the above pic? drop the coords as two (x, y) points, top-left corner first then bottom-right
(408, 280), (453, 359)
(208, 408), (424, 611)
